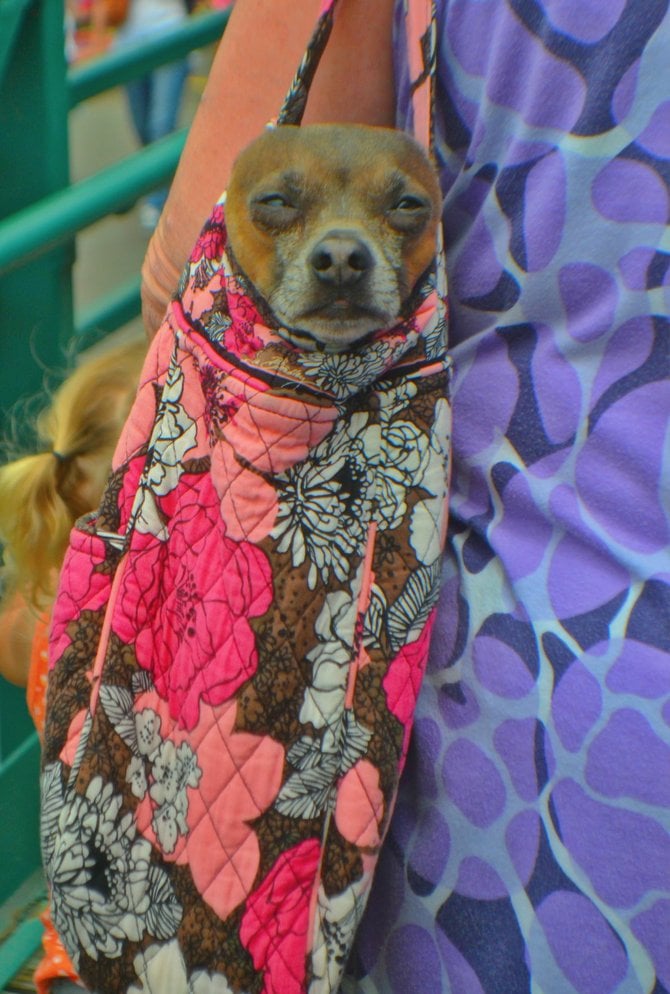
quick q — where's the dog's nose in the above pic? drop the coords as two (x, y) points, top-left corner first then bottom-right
(309, 231), (373, 286)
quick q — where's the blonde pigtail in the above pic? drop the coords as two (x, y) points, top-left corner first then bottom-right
(0, 338), (147, 609)
(0, 449), (74, 609)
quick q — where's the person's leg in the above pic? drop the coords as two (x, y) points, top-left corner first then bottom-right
(143, 60), (190, 215)
(124, 74), (152, 147)
(146, 59), (190, 143)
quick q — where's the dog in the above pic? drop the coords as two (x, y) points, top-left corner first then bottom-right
(224, 123), (442, 351)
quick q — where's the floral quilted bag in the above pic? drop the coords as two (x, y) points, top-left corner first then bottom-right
(41, 3), (451, 993)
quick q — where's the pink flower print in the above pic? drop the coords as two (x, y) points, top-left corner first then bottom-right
(134, 696), (285, 921)
(59, 707), (88, 768)
(210, 442), (278, 544)
(210, 373), (337, 543)
(222, 376), (338, 475)
(200, 363), (244, 438)
(113, 324), (176, 470)
(49, 527), (115, 667)
(114, 472), (273, 729)
(240, 838), (321, 994)
(209, 203), (226, 227)
(382, 610), (436, 764)
(189, 205), (227, 264)
(115, 453), (149, 534)
(190, 227), (224, 265)
(180, 267), (222, 324)
(222, 319), (264, 358)
(226, 284), (259, 324)
(335, 759), (384, 849)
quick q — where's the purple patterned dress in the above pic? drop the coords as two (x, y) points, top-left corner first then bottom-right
(342, 1), (670, 992)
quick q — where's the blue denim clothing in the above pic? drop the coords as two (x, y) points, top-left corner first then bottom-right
(125, 58), (189, 211)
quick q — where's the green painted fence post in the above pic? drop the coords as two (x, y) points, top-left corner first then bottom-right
(0, 0), (71, 901)
(0, 0), (73, 424)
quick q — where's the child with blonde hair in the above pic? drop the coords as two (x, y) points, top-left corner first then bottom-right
(0, 338), (146, 994)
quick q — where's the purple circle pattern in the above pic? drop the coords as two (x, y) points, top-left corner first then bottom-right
(342, 1), (670, 992)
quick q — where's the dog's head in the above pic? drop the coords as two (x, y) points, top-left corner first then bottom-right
(225, 124), (442, 351)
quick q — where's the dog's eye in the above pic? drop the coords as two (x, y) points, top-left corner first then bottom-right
(394, 195), (428, 211)
(251, 193), (300, 230)
(387, 194), (432, 232)
(257, 194), (291, 208)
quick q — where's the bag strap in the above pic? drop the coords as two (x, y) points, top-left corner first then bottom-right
(276, 0), (340, 126)
(276, 0), (437, 156)
(406, 0), (437, 153)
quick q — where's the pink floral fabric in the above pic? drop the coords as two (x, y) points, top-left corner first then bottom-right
(42, 201), (449, 993)
(114, 473), (273, 729)
(42, 7), (449, 987)
(241, 839), (322, 994)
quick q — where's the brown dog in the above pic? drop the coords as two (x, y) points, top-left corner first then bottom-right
(225, 124), (442, 351)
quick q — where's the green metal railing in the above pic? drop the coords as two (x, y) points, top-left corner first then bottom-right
(0, 5), (230, 407)
(0, 3), (229, 982)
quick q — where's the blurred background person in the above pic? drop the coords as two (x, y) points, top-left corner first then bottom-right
(115, 0), (192, 231)
(65, 0), (113, 64)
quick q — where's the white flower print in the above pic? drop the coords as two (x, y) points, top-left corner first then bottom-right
(296, 340), (394, 399)
(40, 761), (66, 870)
(363, 583), (387, 648)
(299, 635), (353, 739)
(387, 560), (443, 652)
(272, 413), (376, 588)
(384, 419), (430, 483)
(132, 353), (198, 540)
(126, 756), (148, 799)
(203, 310), (232, 344)
(129, 940), (189, 994)
(188, 970), (240, 994)
(275, 711), (371, 821)
(152, 800), (188, 855)
(422, 233), (449, 361)
(100, 690), (162, 761)
(136, 707), (162, 755)
(149, 740), (202, 854)
(95, 691), (201, 854)
(190, 969), (241, 994)
(409, 396), (451, 565)
(309, 879), (369, 994)
(298, 585), (359, 743)
(47, 776), (181, 965)
(376, 417), (430, 530)
(128, 941), (240, 994)
(98, 694), (162, 801)
(273, 563), (379, 819)
(377, 379), (419, 418)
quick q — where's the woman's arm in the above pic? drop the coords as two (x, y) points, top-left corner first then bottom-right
(141, 0), (395, 337)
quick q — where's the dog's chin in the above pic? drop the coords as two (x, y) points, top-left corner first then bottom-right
(276, 303), (394, 353)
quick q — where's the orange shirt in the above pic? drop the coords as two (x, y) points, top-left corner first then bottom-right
(26, 612), (80, 994)
(26, 611), (50, 733)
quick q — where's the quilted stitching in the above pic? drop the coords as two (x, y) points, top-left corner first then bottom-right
(42, 245), (450, 994)
(41, 3), (450, 982)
